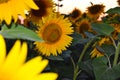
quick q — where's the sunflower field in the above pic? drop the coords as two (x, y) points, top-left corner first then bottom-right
(1, 0), (120, 80)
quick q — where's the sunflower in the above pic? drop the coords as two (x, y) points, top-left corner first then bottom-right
(111, 23), (120, 33)
(0, 35), (58, 80)
(29, 0), (54, 25)
(98, 37), (112, 46)
(110, 23), (120, 40)
(69, 8), (82, 23)
(86, 4), (105, 19)
(0, 0), (39, 25)
(90, 37), (111, 58)
(75, 19), (91, 37)
(34, 13), (74, 56)
(117, 0), (120, 6)
(90, 48), (104, 58)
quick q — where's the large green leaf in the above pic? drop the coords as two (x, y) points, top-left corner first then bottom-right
(101, 44), (115, 57)
(0, 23), (43, 42)
(91, 23), (114, 36)
(78, 59), (94, 77)
(47, 55), (64, 61)
(71, 32), (83, 46)
(106, 7), (120, 14)
(92, 57), (120, 80)
(99, 68), (120, 80)
(92, 57), (108, 80)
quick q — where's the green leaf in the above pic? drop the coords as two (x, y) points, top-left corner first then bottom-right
(101, 44), (115, 57)
(98, 64), (120, 80)
(118, 33), (120, 41)
(0, 23), (43, 42)
(47, 55), (64, 61)
(92, 57), (108, 80)
(99, 68), (120, 80)
(91, 23), (114, 36)
(92, 57), (120, 80)
(71, 32), (83, 46)
(106, 7), (120, 14)
(84, 31), (95, 38)
(78, 59), (94, 77)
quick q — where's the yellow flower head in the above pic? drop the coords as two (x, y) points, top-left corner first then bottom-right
(86, 4), (105, 19)
(29, 0), (54, 24)
(112, 30), (119, 40)
(110, 23), (120, 40)
(90, 48), (104, 58)
(0, 35), (58, 80)
(111, 23), (120, 33)
(34, 13), (74, 56)
(75, 19), (91, 37)
(98, 37), (112, 46)
(90, 37), (111, 58)
(69, 8), (82, 23)
(0, 0), (39, 25)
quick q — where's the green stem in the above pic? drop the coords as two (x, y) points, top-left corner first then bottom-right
(73, 38), (94, 80)
(113, 42), (120, 66)
(110, 36), (117, 48)
(70, 56), (75, 70)
(106, 55), (112, 68)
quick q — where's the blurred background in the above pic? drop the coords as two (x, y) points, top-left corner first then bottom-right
(53, 0), (118, 14)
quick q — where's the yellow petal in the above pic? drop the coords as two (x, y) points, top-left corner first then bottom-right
(24, 0), (39, 10)
(17, 42), (28, 67)
(3, 40), (21, 70)
(35, 73), (58, 80)
(10, 1), (18, 22)
(0, 35), (6, 67)
(17, 57), (48, 77)
(2, 2), (12, 24)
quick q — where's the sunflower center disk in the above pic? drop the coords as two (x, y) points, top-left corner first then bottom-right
(0, 0), (8, 3)
(79, 23), (90, 33)
(42, 23), (62, 44)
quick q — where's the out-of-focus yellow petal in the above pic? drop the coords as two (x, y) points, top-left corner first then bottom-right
(3, 40), (21, 70)
(0, 35), (6, 67)
(4, 4), (12, 24)
(17, 42), (27, 67)
(24, 0), (39, 10)
(17, 57), (48, 77)
(0, 0), (39, 24)
(35, 73), (58, 80)
(0, 35), (58, 80)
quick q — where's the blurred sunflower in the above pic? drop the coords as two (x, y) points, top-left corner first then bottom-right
(110, 23), (120, 40)
(111, 31), (118, 40)
(29, 0), (54, 25)
(81, 12), (87, 18)
(90, 37), (111, 58)
(0, 35), (58, 80)
(117, 0), (120, 6)
(75, 19), (91, 37)
(0, 0), (39, 25)
(111, 23), (120, 33)
(69, 8), (82, 23)
(34, 13), (74, 56)
(90, 48), (104, 58)
(98, 37), (111, 46)
(86, 4), (105, 19)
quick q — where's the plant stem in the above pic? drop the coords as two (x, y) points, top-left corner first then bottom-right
(70, 56), (75, 70)
(110, 36), (120, 67)
(110, 36), (117, 48)
(106, 55), (112, 68)
(113, 42), (120, 66)
(73, 38), (94, 80)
